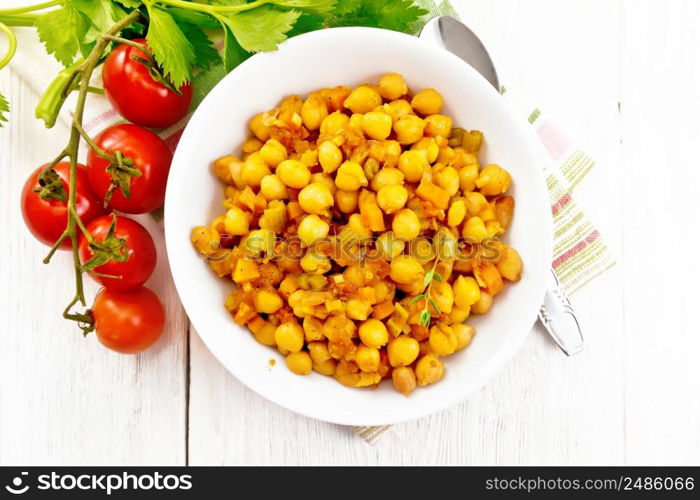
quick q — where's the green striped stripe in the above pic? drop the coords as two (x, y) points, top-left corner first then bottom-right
(554, 216), (592, 249)
(528, 108), (541, 124)
(561, 150), (595, 189)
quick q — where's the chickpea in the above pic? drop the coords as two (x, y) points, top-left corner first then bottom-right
(387, 335), (420, 367)
(379, 72), (408, 100)
(300, 251), (331, 275)
(424, 114), (452, 137)
(253, 322), (277, 346)
(390, 255), (424, 284)
(435, 166), (460, 196)
(392, 366), (417, 396)
(415, 354), (444, 386)
(497, 245), (522, 281)
(313, 358), (337, 376)
(392, 208), (421, 240)
(429, 323), (458, 356)
(358, 319), (389, 348)
(447, 198), (467, 227)
(243, 138), (264, 154)
(385, 99), (414, 121)
(320, 111), (350, 137)
(477, 164), (512, 196)
(249, 112), (270, 141)
(471, 291), (493, 314)
(449, 306), (471, 323)
(346, 213), (373, 240)
(191, 226), (220, 255)
(411, 88), (443, 115)
(213, 155), (238, 185)
(348, 113), (364, 131)
(259, 139), (287, 167)
(411, 137), (439, 163)
(376, 231), (405, 259)
(224, 206), (250, 236)
(254, 288), (283, 314)
(301, 94), (328, 130)
(308, 342), (330, 365)
(298, 182), (334, 215)
(303, 317), (325, 343)
(465, 192), (488, 216)
(335, 189), (359, 213)
(458, 163), (479, 193)
(377, 185), (408, 214)
(241, 153), (271, 187)
(462, 216), (489, 243)
(277, 159), (311, 189)
(371, 167), (405, 191)
(398, 150), (428, 183)
(318, 141), (343, 174)
(452, 324), (475, 351)
(286, 351), (312, 375)
(298, 214), (329, 247)
(393, 114), (425, 145)
(274, 321), (304, 353)
(347, 298), (372, 321)
(453, 275), (481, 309)
(335, 161), (368, 191)
(430, 281), (454, 314)
(362, 111), (393, 140)
(356, 345), (380, 372)
(260, 174), (288, 201)
(344, 85), (382, 113)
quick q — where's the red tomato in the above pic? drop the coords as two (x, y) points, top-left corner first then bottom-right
(79, 215), (156, 291)
(21, 162), (105, 249)
(92, 287), (165, 354)
(102, 39), (193, 129)
(87, 124), (172, 214)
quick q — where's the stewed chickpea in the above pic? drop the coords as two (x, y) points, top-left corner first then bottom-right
(193, 73), (522, 395)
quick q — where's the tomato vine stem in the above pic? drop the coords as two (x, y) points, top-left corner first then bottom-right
(36, 9), (142, 333)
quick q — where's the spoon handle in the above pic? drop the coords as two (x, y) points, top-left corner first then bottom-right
(539, 268), (585, 355)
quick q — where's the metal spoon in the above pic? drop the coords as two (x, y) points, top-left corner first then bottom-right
(420, 16), (585, 356)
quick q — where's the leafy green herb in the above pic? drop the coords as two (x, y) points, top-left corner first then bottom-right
(220, 23), (251, 72)
(178, 21), (221, 69)
(409, 294), (426, 306)
(0, 92), (8, 127)
(145, 7), (195, 88)
(114, 0), (142, 9)
(74, 0), (127, 43)
(412, 256), (443, 328)
(219, 6), (300, 53)
(35, 2), (88, 66)
(418, 309), (431, 328)
(328, 0), (428, 34)
(167, 6), (221, 29)
(271, 0), (337, 15)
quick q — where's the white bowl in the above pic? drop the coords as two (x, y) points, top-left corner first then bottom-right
(165, 27), (552, 426)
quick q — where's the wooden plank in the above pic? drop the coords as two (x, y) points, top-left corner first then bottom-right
(0, 67), (188, 465)
(620, 0), (700, 465)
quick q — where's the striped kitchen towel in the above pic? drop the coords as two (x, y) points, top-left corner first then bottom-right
(8, 0), (614, 446)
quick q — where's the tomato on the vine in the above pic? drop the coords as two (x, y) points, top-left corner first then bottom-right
(102, 39), (193, 129)
(87, 124), (172, 214)
(21, 162), (105, 249)
(79, 215), (156, 291)
(92, 287), (165, 354)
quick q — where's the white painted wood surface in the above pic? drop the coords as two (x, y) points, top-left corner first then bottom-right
(1, 0), (698, 465)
